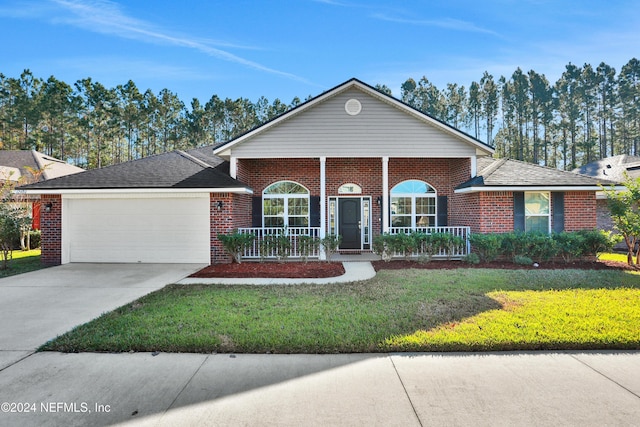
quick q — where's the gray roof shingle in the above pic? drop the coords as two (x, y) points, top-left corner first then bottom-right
(573, 155), (640, 183)
(19, 147), (249, 191)
(457, 157), (616, 190)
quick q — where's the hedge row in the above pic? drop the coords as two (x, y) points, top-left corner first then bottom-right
(468, 230), (620, 264)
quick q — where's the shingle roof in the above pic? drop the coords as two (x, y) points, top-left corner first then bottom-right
(0, 150), (83, 182)
(19, 147), (249, 191)
(572, 155), (640, 183)
(456, 157), (617, 190)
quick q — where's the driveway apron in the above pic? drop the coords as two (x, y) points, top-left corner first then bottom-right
(0, 263), (204, 366)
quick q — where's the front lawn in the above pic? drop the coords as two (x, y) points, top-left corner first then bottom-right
(0, 249), (44, 278)
(40, 266), (640, 353)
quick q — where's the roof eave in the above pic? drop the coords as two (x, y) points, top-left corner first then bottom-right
(454, 185), (620, 194)
(17, 187), (254, 196)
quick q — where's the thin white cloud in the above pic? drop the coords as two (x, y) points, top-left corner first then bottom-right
(37, 0), (315, 85)
(372, 13), (500, 37)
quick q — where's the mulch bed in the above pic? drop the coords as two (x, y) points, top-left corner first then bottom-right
(189, 258), (636, 279)
(372, 259), (637, 272)
(189, 262), (346, 278)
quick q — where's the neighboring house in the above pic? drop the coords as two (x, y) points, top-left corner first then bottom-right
(0, 150), (84, 229)
(20, 79), (615, 266)
(574, 155), (640, 232)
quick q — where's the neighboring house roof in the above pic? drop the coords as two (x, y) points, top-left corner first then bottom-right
(573, 155), (640, 183)
(214, 78), (495, 159)
(456, 157), (617, 193)
(0, 150), (84, 182)
(19, 146), (252, 194)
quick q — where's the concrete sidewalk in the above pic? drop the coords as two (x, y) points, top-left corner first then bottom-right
(0, 351), (638, 426)
(177, 261), (377, 285)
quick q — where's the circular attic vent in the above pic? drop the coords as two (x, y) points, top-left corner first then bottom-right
(345, 98), (362, 116)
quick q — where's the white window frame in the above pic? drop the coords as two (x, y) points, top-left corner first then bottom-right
(390, 180), (437, 228)
(263, 181), (310, 228)
(524, 191), (551, 233)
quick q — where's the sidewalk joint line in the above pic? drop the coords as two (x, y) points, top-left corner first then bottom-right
(569, 354), (640, 400)
(0, 350), (36, 373)
(165, 355), (210, 412)
(389, 354), (424, 427)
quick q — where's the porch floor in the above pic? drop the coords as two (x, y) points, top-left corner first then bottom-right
(331, 252), (381, 262)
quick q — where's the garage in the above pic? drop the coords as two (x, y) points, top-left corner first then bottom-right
(63, 195), (210, 264)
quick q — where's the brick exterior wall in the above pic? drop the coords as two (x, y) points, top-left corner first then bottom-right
(40, 194), (62, 266)
(596, 198), (613, 231)
(210, 192), (253, 264)
(237, 157), (471, 236)
(451, 190), (599, 234)
(563, 191), (597, 231)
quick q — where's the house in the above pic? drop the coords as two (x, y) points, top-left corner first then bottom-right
(0, 150), (84, 230)
(20, 79), (614, 266)
(574, 155), (640, 232)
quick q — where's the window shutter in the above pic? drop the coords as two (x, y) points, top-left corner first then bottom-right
(252, 196), (262, 227)
(437, 196), (448, 226)
(310, 196), (320, 227)
(552, 192), (565, 232)
(513, 192), (525, 231)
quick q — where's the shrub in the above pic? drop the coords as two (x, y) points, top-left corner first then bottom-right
(577, 229), (620, 257)
(552, 232), (585, 263)
(217, 231), (255, 264)
(500, 232), (531, 259)
(513, 255), (534, 266)
(27, 230), (41, 249)
(527, 232), (557, 262)
(320, 234), (342, 262)
(261, 233), (291, 262)
(392, 232), (416, 259)
(463, 253), (480, 265)
(373, 233), (394, 262)
(469, 233), (502, 262)
(413, 232), (436, 263)
(298, 235), (320, 263)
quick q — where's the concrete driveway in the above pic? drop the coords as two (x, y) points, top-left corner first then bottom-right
(0, 263), (205, 368)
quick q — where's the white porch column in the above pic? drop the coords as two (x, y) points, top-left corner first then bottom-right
(382, 156), (389, 233)
(230, 157), (238, 179)
(470, 155), (477, 177)
(319, 156), (327, 260)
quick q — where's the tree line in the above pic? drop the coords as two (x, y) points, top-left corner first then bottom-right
(1, 58), (639, 171)
(399, 58), (640, 170)
(0, 71), (304, 169)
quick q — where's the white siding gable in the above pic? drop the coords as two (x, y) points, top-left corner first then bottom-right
(219, 84), (490, 159)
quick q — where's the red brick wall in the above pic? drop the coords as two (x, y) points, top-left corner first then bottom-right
(40, 194), (61, 266)
(237, 157), (472, 234)
(452, 190), (598, 234)
(564, 191), (597, 231)
(238, 158), (321, 195)
(210, 193), (253, 264)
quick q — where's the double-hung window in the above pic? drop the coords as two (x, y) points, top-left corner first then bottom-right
(263, 181), (310, 227)
(525, 191), (550, 233)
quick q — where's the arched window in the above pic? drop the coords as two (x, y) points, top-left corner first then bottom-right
(390, 180), (437, 228)
(263, 181), (310, 227)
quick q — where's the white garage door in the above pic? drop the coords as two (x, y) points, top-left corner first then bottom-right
(64, 196), (210, 263)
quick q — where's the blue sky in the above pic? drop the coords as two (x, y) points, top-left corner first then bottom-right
(1, 0), (638, 105)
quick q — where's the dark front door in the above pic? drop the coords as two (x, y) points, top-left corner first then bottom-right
(339, 198), (361, 249)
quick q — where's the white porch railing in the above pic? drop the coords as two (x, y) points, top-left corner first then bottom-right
(237, 227), (322, 259)
(388, 226), (471, 259)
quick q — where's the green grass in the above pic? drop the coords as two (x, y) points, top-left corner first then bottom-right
(40, 266), (640, 353)
(0, 249), (44, 278)
(598, 252), (628, 263)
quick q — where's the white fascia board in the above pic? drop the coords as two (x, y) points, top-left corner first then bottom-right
(454, 185), (623, 194)
(19, 187), (254, 196)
